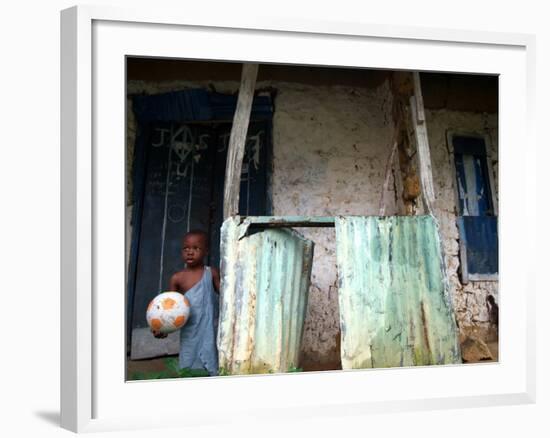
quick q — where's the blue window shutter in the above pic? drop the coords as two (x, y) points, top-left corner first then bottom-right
(457, 216), (498, 278)
(452, 135), (497, 281)
(454, 140), (493, 216)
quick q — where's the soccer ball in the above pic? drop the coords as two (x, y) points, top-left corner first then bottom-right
(146, 291), (191, 334)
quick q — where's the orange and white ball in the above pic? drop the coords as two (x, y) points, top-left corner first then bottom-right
(146, 292), (191, 334)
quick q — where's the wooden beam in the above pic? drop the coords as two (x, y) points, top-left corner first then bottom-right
(378, 140), (398, 216)
(223, 63), (259, 219)
(378, 115), (401, 216)
(412, 72), (426, 124)
(410, 72), (436, 215)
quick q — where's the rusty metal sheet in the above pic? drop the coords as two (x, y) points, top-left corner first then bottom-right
(218, 216), (314, 375)
(335, 216), (461, 369)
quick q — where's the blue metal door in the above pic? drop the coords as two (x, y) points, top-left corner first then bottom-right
(127, 89), (273, 358)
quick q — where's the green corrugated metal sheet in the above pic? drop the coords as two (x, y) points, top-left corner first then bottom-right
(335, 216), (461, 369)
(218, 216), (314, 375)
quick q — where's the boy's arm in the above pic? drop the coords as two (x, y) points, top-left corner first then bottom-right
(211, 268), (220, 293)
(168, 273), (180, 292)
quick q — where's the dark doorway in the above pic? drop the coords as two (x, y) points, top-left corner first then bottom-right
(126, 89), (273, 358)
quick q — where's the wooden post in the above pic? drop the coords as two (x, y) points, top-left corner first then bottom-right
(412, 71), (426, 124)
(410, 72), (436, 215)
(378, 138), (399, 216)
(378, 111), (402, 216)
(223, 63), (259, 219)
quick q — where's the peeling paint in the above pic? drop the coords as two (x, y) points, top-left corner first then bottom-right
(335, 216), (461, 368)
(218, 217), (314, 374)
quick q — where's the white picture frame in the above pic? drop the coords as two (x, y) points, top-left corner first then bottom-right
(60, 5), (536, 433)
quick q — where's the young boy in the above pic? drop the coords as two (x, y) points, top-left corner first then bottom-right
(152, 230), (221, 376)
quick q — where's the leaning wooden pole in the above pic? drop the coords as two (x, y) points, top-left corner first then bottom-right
(378, 127), (400, 216)
(410, 71), (436, 216)
(223, 63), (259, 219)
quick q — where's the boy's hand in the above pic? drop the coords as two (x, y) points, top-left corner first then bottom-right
(152, 329), (168, 339)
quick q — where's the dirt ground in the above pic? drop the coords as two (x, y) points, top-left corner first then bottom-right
(126, 355), (339, 378)
(127, 355), (175, 378)
(127, 341), (499, 379)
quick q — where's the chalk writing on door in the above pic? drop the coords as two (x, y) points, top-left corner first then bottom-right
(217, 131), (264, 180)
(152, 124), (212, 291)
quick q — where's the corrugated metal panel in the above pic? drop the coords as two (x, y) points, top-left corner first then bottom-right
(218, 217), (313, 375)
(335, 216), (461, 369)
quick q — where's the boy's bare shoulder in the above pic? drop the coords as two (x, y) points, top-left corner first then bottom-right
(171, 269), (189, 281)
(169, 269), (192, 291)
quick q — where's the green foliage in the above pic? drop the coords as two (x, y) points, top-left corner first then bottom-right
(130, 370), (173, 380)
(130, 372), (147, 380)
(176, 368), (209, 378)
(163, 357), (181, 374)
(129, 361), (305, 380)
(129, 357), (210, 380)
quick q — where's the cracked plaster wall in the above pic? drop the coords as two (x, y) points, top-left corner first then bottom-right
(426, 108), (499, 344)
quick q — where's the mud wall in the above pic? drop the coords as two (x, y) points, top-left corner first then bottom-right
(427, 108), (499, 348)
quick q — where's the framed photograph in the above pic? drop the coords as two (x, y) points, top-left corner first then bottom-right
(61, 5), (535, 433)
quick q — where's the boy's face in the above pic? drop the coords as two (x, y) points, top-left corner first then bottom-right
(181, 234), (208, 268)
